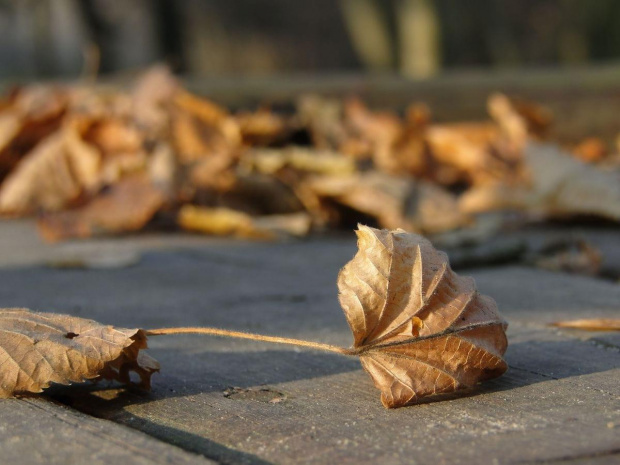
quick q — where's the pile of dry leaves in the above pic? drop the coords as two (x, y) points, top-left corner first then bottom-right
(1, 66), (619, 243)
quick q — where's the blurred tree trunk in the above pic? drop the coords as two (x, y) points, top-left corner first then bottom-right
(397, 0), (441, 78)
(78, 0), (159, 73)
(340, 0), (395, 71)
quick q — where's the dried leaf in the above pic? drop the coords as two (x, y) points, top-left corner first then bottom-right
(0, 308), (158, 398)
(131, 65), (179, 135)
(0, 88), (66, 183)
(241, 147), (356, 176)
(572, 137), (608, 163)
(338, 225), (508, 407)
(425, 122), (514, 185)
(178, 205), (309, 239)
(309, 172), (468, 234)
(0, 133), (83, 214)
(460, 143), (620, 221)
(529, 239), (602, 277)
(173, 90), (241, 158)
(38, 175), (164, 241)
(550, 319), (620, 331)
(488, 93), (552, 148)
(236, 108), (291, 146)
(297, 95), (348, 150)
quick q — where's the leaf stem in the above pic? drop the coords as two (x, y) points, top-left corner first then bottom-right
(145, 327), (357, 356)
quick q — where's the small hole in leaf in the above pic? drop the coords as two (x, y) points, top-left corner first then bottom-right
(65, 332), (79, 339)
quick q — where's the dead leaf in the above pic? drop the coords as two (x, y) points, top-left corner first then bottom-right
(209, 173), (304, 216)
(338, 225), (508, 407)
(0, 133), (83, 214)
(488, 93), (552, 149)
(550, 319), (620, 331)
(131, 64), (179, 135)
(425, 122), (514, 186)
(297, 95), (348, 150)
(0, 87), (67, 182)
(460, 143), (620, 221)
(177, 205), (308, 240)
(241, 147), (356, 176)
(236, 108), (291, 146)
(572, 137), (608, 163)
(0, 308), (158, 398)
(173, 90), (241, 158)
(38, 175), (164, 241)
(528, 239), (602, 277)
(309, 172), (468, 234)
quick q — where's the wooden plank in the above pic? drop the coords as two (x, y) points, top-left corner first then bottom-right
(0, 397), (215, 465)
(0, 224), (618, 464)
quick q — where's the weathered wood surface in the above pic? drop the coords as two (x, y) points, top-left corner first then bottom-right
(0, 219), (618, 464)
(1, 397), (215, 465)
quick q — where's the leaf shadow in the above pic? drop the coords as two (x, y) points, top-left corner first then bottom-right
(478, 337), (620, 396)
(377, 336), (620, 407)
(45, 349), (361, 464)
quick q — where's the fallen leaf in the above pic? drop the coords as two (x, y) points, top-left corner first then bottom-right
(309, 172), (468, 234)
(528, 238), (602, 277)
(0, 133), (83, 214)
(0, 308), (158, 398)
(0, 88), (66, 182)
(338, 225), (508, 407)
(460, 142), (620, 221)
(241, 147), (356, 177)
(236, 108), (291, 146)
(177, 205), (309, 240)
(131, 65), (179, 136)
(488, 93), (552, 148)
(550, 319), (620, 331)
(297, 95), (348, 150)
(173, 90), (241, 158)
(210, 173), (304, 216)
(572, 137), (608, 163)
(38, 175), (164, 241)
(425, 122), (514, 186)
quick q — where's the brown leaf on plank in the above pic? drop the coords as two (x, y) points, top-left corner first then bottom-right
(338, 225), (508, 407)
(0, 133), (85, 215)
(38, 175), (164, 241)
(488, 93), (552, 149)
(178, 205), (275, 239)
(550, 319), (620, 331)
(172, 90), (241, 163)
(460, 143), (620, 221)
(572, 137), (608, 163)
(241, 147), (356, 177)
(178, 205), (310, 239)
(131, 64), (179, 136)
(0, 86), (67, 182)
(236, 108), (292, 146)
(0, 308), (159, 398)
(309, 172), (468, 234)
(425, 121), (517, 186)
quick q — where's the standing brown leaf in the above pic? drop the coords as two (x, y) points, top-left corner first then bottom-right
(338, 225), (508, 407)
(0, 308), (158, 398)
